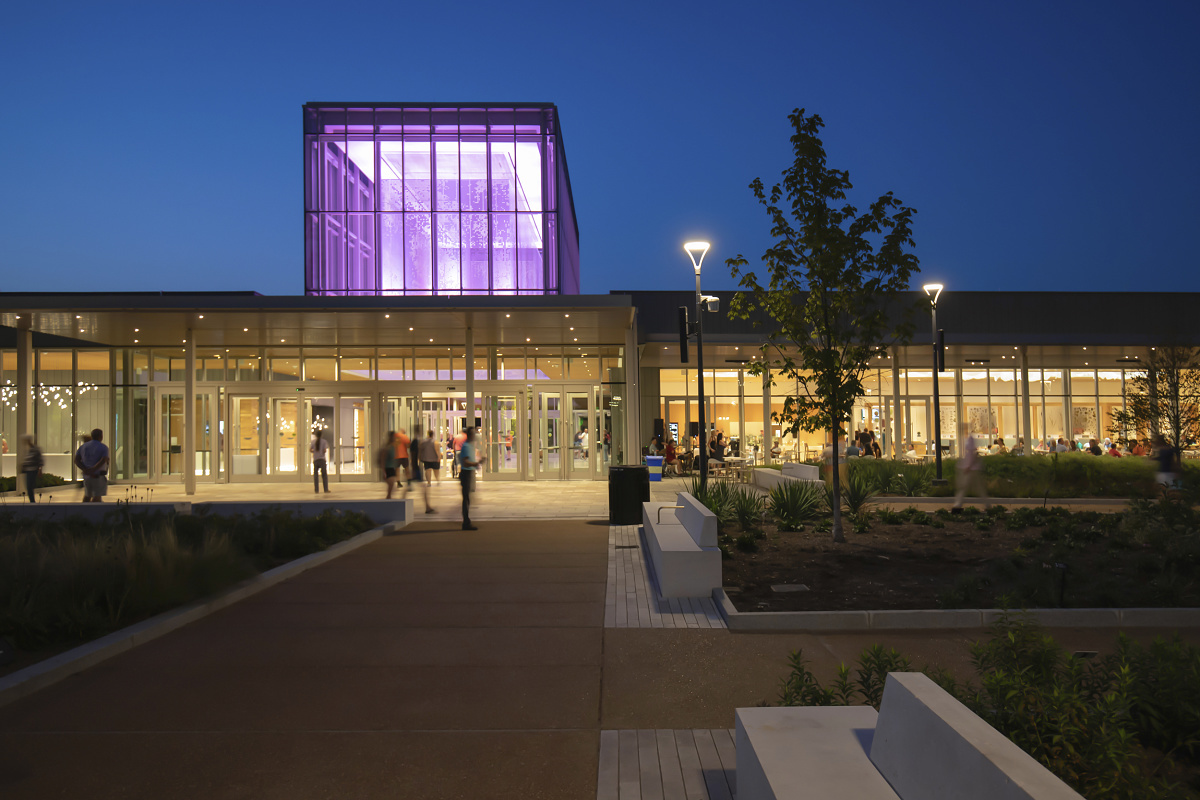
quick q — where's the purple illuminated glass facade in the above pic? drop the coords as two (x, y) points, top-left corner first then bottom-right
(304, 104), (580, 296)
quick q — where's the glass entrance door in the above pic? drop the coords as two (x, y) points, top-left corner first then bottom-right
(536, 390), (561, 478)
(270, 397), (302, 475)
(337, 396), (371, 478)
(155, 389), (217, 481)
(567, 390), (592, 478)
(230, 395), (263, 477)
(480, 394), (522, 480)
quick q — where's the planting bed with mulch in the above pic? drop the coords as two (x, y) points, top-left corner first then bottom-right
(721, 503), (1200, 613)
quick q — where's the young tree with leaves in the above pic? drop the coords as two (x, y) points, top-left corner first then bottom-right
(1109, 345), (1200, 455)
(727, 109), (920, 542)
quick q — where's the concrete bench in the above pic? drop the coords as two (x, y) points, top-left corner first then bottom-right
(736, 672), (1084, 800)
(641, 491), (721, 598)
(752, 462), (824, 492)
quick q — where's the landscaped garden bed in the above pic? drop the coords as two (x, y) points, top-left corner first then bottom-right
(690, 478), (1200, 613)
(0, 507), (376, 674)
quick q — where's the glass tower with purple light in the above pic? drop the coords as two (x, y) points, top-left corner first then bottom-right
(304, 104), (580, 296)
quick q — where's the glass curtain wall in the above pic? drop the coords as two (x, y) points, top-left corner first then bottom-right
(305, 105), (575, 296)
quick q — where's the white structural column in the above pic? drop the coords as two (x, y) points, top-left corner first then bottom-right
(465, 325), (475, 430)
(891, 350), (903, 458)
(15, 318), (33, 478)
(624, 311), (640, 464)
(761, 369), (772, 464)
(1020, 345), (1033, 453)
(737, 368), (746, 455)
(184, 330), (196, 496)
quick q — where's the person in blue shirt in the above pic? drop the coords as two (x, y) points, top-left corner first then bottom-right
(458, 426), (485, 530)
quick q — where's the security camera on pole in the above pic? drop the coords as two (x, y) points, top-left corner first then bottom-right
(682, 241), (719, 491)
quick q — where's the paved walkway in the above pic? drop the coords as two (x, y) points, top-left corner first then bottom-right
(2, 517), (1195, 798)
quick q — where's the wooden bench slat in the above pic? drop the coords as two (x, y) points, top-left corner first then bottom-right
(619, 729), (642, 800)
(597, 730), (620, 800)
(692, 728), (734, 800)
(638, 729), (664, 800)
(673, 730), (709, 800)
(655, 730), (688, 800)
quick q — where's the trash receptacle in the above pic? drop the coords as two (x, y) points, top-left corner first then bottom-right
(645, 455), (664, 482)
(609, 465), (650, 525)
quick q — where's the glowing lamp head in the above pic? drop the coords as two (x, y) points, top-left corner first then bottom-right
(922, 283), (944, 305)
(683, 241), (710, 273)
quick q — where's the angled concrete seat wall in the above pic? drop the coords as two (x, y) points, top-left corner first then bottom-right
(641, 497), (721, 599)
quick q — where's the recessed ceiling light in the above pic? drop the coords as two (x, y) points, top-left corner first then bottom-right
(385, 314), (390, 319)
(280, 338), (285, 342)
(564, 314), (569, 318)
(506, 314), (511, 318)
(244, 328), (248, 332)
(80, 329), (84, 332)
(134, 339), (138, 343)
(526, 338), (531, 342)
(429, 338), (433, 342)
(569, 327), (574, 331)
(198, 315), (204, 319)
(75, 315), (81, 319)
(574, 338), (578, 341)
(409, 327), (414, 331)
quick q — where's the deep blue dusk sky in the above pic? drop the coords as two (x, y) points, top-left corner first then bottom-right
(3, 1), (1197, 296)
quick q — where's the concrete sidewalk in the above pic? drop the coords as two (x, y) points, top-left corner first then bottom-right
(1, 519), (1196, 799)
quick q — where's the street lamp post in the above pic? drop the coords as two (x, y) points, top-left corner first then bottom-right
(685, 241), (711, 490)
(923, 283), (946, 483)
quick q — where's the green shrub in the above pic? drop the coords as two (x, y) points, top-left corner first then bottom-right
(731, 485), (767, 531)
(688, 477), (738, 529)
(0, 473), (70, 492)
(889, 463), (933, 496)
(777, 614), (1196, 798)
(0, 508), (374, 649)
(734, 532), (759, 553)
(841, 471), (879, 515)
(768, 479), (825, 531)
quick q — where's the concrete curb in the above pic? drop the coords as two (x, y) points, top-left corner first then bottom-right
(0, 518), (406, 710)
(712, 589), (1200, 632)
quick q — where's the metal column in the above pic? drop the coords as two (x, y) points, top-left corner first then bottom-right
(891, 350), (903, 459)
(465, 325), (475, 431)
(15, 319), (33, 479)
(1020, 346), (1033, 453)
(184, 331), (196, 496)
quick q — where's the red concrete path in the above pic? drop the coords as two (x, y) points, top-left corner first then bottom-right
(2, 519), (1195, 799)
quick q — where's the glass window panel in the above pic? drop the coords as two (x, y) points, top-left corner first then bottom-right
(516, 212), (543, 292)
(1071, 402), (1099, 441)
(346, 213), (375, 294)
(267, 352), (300, 381)
(38, 351), (72, 383)
(492, 213), (516, 293)
(1042, 370), (1065, 396)
(414, 358), (437, 380)
(546, 135), (557, 211)
(435, 139), (459, 210)
(321, 213), (346, 292)
(405, 213), (432, 294)
(226, 349), (260, 381)
(1097, 370), (1123, 395)
(339, 351), (373, 380)
(1070, 369), (1097, 396)
(304, 358), (337, 381)
(566, 354), (595, 380)
(114, 350), (150, 385)
(378, 356), (410, 380)
(515, 138), (543, 211)
(319, 138), (345, 211)
(536, 356), (563, 380)
(380, 212), (404, 292)
(961, 369), (989, 394)
(462, 213), (489, 292)
(345, 138), (375, 211)
(76, 351), (110, 384)
(379, 139), (404, 211)
(989, 369), (1016, 395)
(403, 139), (431, 211)
(490, 140), (516, 211)
(460, 139), (488, 211)
(498, 349), (525, 380)
(436, 213), (461, 292)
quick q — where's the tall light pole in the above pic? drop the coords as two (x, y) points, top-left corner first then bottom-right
(685, 241), (711, 490)
(923, 283), (946, 483)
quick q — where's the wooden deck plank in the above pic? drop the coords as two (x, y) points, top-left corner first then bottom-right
(673, 730), (709, 800)
(619, 729), (642, 800)
(710, 728), (737, 796)
(656, 729), (687, 800)
(692, 729), (733, 800)
(597, 730), (620, 800)
(637, 729), (664, 800)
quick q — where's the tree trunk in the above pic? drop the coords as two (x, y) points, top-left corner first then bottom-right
(830, 436), (845, 543)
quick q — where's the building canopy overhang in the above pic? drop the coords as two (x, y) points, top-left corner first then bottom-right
(0, 293), (634, 350)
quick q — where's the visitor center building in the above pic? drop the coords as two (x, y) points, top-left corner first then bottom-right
(2, 103), (1197, 493)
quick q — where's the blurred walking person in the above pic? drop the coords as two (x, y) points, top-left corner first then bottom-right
(21, 434), (43, 502)
(458, 426), (485, 530)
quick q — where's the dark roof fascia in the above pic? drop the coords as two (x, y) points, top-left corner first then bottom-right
(0, 293), (632, 313)
(303, 101), (560, 109)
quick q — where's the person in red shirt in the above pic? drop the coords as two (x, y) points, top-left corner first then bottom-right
(394, 428), (412, 491)
(452, 428), (468, 478)
(1107, 443), (1122, 457)
(663, 438), (678, 476)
